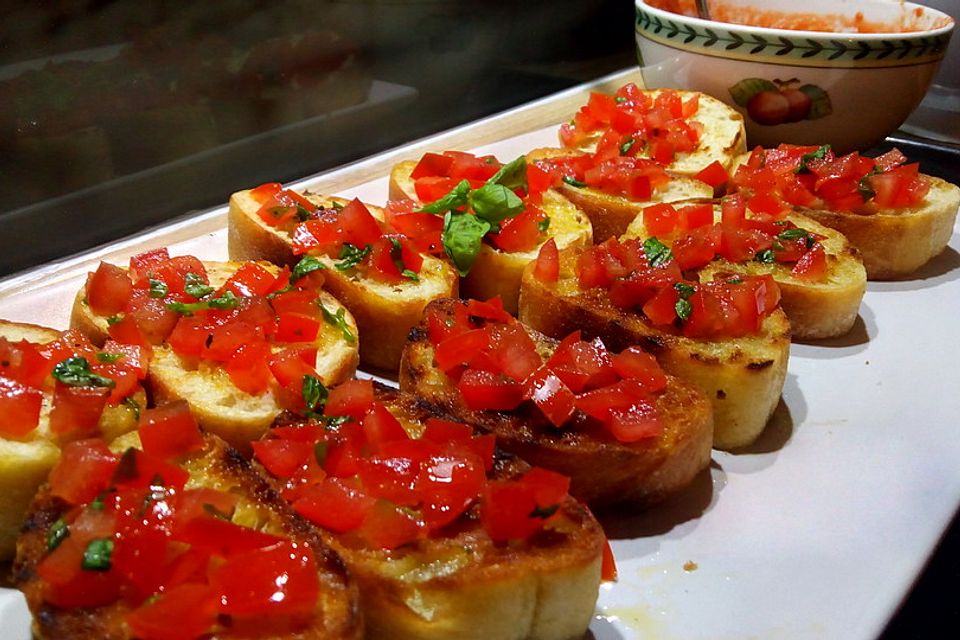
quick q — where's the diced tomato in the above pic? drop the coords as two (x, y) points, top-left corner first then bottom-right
(325, 379), (375, 420)
(338, 198), (384, 248)
(694, 160), (729, 189)
(457, 369), (524, 411)
(490, 207), (545, 253)
(138, 400), (203, 460)
(87, 262), (133, 316)
(362, 402), (410, 451)
(417, 453), (485, 531)
(523, 366), (576, 427)
(173, 510), (282, 556)
(643, 203), (678, 236)
(357, 454), (421, 507)
(113, 448), (190, 491)
(224, 341), (273, 395)
(641, 285), (680, 326)
(0, 338), (50, 388)
(221, 262), (276, 298)
(791, 242), (827, 280)
(0, 375), (43, 438)
(276, 312), (321, 343)
(253, 438), (314, 478)
(210, 541), (320, 617)
(488, 324), (542, 381)
(293, 477), (373, 533)
(268, 346), (317, 388)
(126, 584), (219, 640)
(37, 532), (122, 608)
(107, 315), (152, 352)
(128, 248), (170, 283)
(249, 182), (283, 203)
(532, 237), (559, 283)
(435, 328), (490, 374)
(720, 193), (746, 228)
(49, 439), (118, 505)
(410, 152), (455, 179)
(148, 256), (207, 296)
(356, 500), (423, 549)
(612, 347), (668, 392)
(125, 289), (179, 344)
(49, 384), (111, 439)
(601, 537), (618, 581)
(607, 399), (663, 442)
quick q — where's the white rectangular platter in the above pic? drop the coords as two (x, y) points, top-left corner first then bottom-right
(2, 68), (958, 640)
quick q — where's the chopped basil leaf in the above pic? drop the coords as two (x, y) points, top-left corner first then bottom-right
(319, 303), (357, 344)
(444, 317), (455, 327)
(334, 243), (372, 271)
(619, 138), (636, 156)
(167, 291), (239, 316)
(857, 174), (877, 200)
(726, 276), (745, 284)
(82, 538), (114, 571)
(47, 518), (69, 550)
(90, 494), (106, 511)
(777, 228), (809, 241)
(643, 237), (674, 268)
(389, 238), (419, 282)
(615, 96), (627, 104)
(796, 144), (831, 173)
(318, 415), (351, 429)
(675, 298), (693, 321)
(295, 205), (313, 222)
(303, 375), (329, 414)
(148, 279), (168, 299)
(755, 249), (776, 264)
(442, 211), (491, 276)
(417, 179), (472, 215)
(314, 441), (329, 466)
(485, 156), (527, 191)
(291, 255), (326, 283)
(106, 314), (123, 326)
(123, 396), (141, 421)
(184, 272), (214, 299)
(562, 176), (587, 188)
(96, 352), (124, 364)
(469, 183), (524, 223)
(537, 217), (551, 233)
(530, 503), (559, 519)
(673, 282), (696, 298)
(52, 357), (116, 388)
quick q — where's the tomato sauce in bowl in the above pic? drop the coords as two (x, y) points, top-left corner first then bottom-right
(648, 0), (950, 34)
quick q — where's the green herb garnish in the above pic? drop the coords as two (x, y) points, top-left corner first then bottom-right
(619, 138), (636, 155)
(389, 238), (420, 281)
(675, 298), (693, 321)
(302, 374), (329, 415)
(82, 538), (114, 571)
(442, 211), (491, 276)
(52, 357), (116, 388)
(777, 228), (809, 241)
(643, 237), (674, 268)
(96, 352), (124, 364)
(47, 518), (69, 551)
(334, 243), (372, 271)
(314, 441), (329, 466)
(796, 144), (831, 173)
(184, 272), (214, 299)
(167, 291), (239, 316)
(291, 255), (326, 283)
(417, 179), (472, 215)
(148, 279), (168, 299)
(530, 503), (560, 519)
(106, 314), (123, 326)
(562, 176), (587, 188)
(319, 303), (356, 343)
(123, 396), (141, 421)
(537, 217), (551, 233)
(755, 249), (776, 264)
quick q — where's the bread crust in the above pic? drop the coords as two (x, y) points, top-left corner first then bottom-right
(796, 175), (960, 279)
(13, 434), (363, 640)
(309, 386), (605, 640)
(398, 299), (713, 509)
(517, 254), (791, 450)
(228, 188), (458, 370)
(389, 159), (593, 314)
(624, 207), (867, 340)
(70, 260), (359, 453)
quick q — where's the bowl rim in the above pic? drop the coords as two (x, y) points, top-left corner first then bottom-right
(634, 0), (955, 40)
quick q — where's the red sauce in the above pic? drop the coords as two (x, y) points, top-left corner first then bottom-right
(647, 1), (945, 34)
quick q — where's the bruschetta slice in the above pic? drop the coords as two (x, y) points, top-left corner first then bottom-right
(70, 249), (358, 453)
(388, 151), (592, 314)
(251, 380), (607, 640)
(558, 83), (747, 180)
(0, 320), (146, 560)
(526, 146), (713, 242)
(228, 184), (458, 370)
(14, 409), (362, 639)
(622, 195), (867, 339)
(518, 237), (791, 450)
(728, 145), (960, 279)
(398, 297), (713, 509)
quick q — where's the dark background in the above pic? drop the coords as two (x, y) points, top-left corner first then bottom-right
(0, 1), (957, 637)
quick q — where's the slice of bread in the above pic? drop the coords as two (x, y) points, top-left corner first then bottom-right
(517, 251), (791, 450)
(527, 146), (714, 242)
(389, 158), (593, 314)
(796, 175), (960, 279)
(71, 260), (358, 454)
(257, 385), (606, 640)
(14, 433), (363, 639)
(563, 88), (747, 178)
(623, 206), (867, 340)
(398, 298), (714, 509)
(0, 321), (144, 561)
(229, 188), (458, 370)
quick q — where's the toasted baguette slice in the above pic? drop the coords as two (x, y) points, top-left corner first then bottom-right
(795, 175), (960, 279)
(71, 260), (358, 453)
(229, 188), (458, 370)
(527, 146), (714, 242)
(398, 298), (713, 509)
(0, 321), (144, 561)
(14, 433), (363, 639)
(261, 385), (605, 640)
(565, 88), (747, 178)
(623, 206), (867, 340)
(389, 159), (593, 314)
(517, 252), (791, 450)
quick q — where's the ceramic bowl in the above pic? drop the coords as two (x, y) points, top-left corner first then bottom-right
(635, 0), (955, 152)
